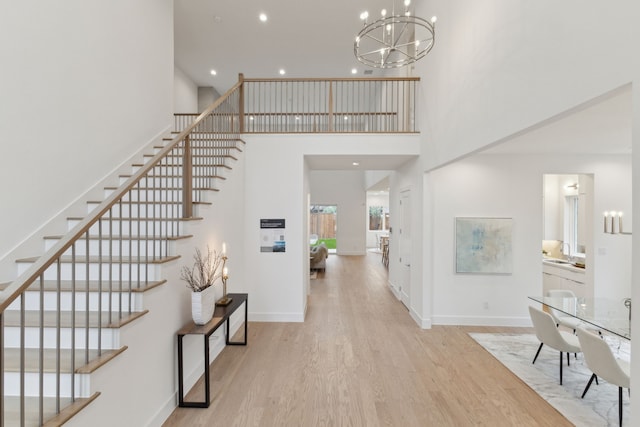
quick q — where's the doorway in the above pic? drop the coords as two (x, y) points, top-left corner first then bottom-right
(310, 205), (337, 253)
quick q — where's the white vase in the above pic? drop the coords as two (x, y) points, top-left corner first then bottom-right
(191, 286), (215, 325)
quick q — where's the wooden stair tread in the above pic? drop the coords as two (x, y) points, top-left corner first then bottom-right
(68, 214), (206, 220)
(4, 393), (100, 427)
(88, 199), (215, 204)
(2, 309), (149, 329)
(2, 346), (127, 374)
(118, 174), (226, 180)
(44, 234), (194, 241)
(16, 254), (181, 265)
(0, 279), (166, 293)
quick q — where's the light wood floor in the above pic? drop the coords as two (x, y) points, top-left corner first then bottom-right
(163, 252), (570, 427)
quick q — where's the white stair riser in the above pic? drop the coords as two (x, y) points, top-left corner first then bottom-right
(102, 189), (201, 203)
(6, 291), (143, 313)
(17, 262), (161, 282)
(3, 327), (119, 350)
(45, 238), (172, 258)
(67, 218), (186, 236)
(4, 372), (91, 398)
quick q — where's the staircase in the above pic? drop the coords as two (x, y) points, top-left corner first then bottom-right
(0, 81), (244, 426)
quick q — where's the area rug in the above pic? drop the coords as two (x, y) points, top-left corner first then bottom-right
(469, 333), (630, 427)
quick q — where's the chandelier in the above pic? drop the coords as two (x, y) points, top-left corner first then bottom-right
(354, 0), (436, 69)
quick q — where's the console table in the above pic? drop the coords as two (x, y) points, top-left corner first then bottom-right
(177, 293), (248, 408)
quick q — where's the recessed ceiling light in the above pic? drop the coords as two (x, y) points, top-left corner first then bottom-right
(259, 13), (267, 22)
(352, 162), (360, 166)
(351, 68), (358, 74)
(344, 116), (349, 120)
(279, 69), (286, 75)
(210, 69), (217, 76)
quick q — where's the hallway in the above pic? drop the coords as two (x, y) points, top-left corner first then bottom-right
(163, 253), (570, 426)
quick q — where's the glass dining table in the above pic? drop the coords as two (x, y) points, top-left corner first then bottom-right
(528, 295), (631, 340)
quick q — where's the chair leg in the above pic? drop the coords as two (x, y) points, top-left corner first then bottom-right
(559, 351), (563, 385)
(581, 374), (597, 398)
(566, 352), (570, 366)
(532, 343), (543, 364)
(619, 386), (623, 426)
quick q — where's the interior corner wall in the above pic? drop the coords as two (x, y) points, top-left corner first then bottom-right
(310, 170), (367, 256)
(0, 0), (174, 261)
(428, 153), (631, 326)
(418, 0), (634, 169)
(173, 65), (198, 113)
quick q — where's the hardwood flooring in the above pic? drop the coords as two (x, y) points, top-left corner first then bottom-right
(163, 252), (570, 427)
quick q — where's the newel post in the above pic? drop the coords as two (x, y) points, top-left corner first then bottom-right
(182, 135), (193, 218)
(238, 73), (245, 134)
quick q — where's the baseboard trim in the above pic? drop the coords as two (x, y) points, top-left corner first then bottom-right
(249, 312), (305, 322)
(409, 308), (431, 329)
(432, 315), (532, 327)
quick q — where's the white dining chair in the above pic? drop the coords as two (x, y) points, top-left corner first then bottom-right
(545, 289), (584, 332)
(528, 305), (582, 385)
(576, 327), (630, 426)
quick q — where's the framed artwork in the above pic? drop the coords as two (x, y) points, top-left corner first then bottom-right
(455, 217), (513, 274)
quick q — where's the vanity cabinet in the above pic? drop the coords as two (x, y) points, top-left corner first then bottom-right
(542, 262), (587, 298)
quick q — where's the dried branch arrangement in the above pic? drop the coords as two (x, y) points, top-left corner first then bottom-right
(180, 246), (224, 292)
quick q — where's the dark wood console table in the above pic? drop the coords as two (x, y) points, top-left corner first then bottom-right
(177, 293), (248, 408)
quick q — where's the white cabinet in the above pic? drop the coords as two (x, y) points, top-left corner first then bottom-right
(542, 262), (588, 298)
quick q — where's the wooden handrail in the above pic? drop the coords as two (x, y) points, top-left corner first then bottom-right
(243, 77), (420, 83)
(0, 78), (243, 313)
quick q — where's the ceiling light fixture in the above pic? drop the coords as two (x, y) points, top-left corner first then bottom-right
(352, 162), (360, 166)
(279, 69), (286, 75)
(351, 68), (358, 74)
(259, 13), (268, 22)
(354, 0), (436, 68)
(210, 69), (217, 76)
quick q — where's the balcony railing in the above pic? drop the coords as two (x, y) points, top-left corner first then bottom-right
(175, 75), (420, 134)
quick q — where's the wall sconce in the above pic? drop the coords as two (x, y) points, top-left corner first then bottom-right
(604, 211), (628, 234)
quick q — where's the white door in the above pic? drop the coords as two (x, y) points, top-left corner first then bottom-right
(399, 189), (411, 309)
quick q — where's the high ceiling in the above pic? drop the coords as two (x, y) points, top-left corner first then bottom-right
(173, 2), (632, 166)
(174, 0), (404, 93)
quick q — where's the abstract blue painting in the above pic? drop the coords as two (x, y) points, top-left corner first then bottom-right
(455, 217), (513, 274)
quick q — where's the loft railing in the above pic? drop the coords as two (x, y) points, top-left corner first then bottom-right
(174, 75), (420, 134)
(0, 80), (242, 427)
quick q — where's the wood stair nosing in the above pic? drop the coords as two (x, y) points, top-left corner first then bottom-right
(2, 346), (127, 375)
(130, 162), (233, 170)
(3, 393), (101, 427)
(68, 214), (206, 221)
(0, 279), (167, 294)
(118, 173), (226, 181)
(88, 199), (214, 205)
(44, 233), (194, 242)
(42, 393), (101, 427)
(143, 153), (237, 160)
(2, 309), (150, 329)
(16, 254), (181, 265)
(104, 184), (223, 191)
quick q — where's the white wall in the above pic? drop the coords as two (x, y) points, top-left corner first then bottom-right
(173, 65), (198, 113)
(418, 0), (634, 169)
(310, 170), (367, 255)
(426, 153), (631, 326)
(242, 133), (420, 322)
(0, 0), (174, 267)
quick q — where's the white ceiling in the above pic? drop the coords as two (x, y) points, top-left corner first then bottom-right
(174, 0), (401, 93)
(174, 2), (632, 169)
